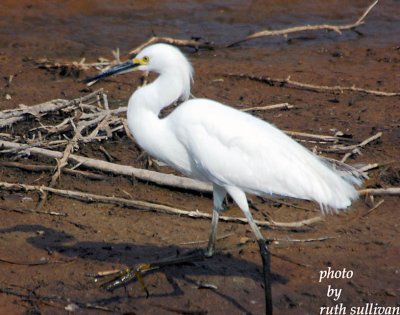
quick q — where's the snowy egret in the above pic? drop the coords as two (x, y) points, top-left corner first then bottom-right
(85, 43), (362, 315)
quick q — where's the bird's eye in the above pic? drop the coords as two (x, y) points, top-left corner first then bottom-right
(142, 56), (150, 63)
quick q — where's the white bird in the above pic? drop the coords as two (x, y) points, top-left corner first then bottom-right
(85, 43), (362, 315)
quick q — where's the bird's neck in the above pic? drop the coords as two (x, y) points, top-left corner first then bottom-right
(126, 72), (188, 160)
(130, 71), (189, 116)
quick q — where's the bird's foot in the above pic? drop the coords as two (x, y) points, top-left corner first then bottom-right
(94, 249), (206, 296)
(203, 247), (214, 258)
(96, 262), (156, 296)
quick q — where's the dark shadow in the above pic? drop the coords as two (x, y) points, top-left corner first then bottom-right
(0, 224), (287, 313)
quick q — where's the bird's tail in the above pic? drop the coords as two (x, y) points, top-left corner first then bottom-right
(317, 157), (364, 213)
(320, 157), (366, 185)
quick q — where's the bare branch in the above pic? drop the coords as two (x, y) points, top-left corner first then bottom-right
(228, 0), (379, 47)
(0, 286), (115, 312)
(340, 132), (382, 162)
(0, 181), (323, 229)
(0, 161), (107, 180)
(0, 257), (49, 266)
(227, 73), (400, 97)
(267, 236), (335, 243)
(285, 130), (346, 143)
(362, 199), (385, 217)
(37, 113), (110, 208)
(241, 103), (294, 112)
(0, 139), (212, 193)
(0, 205), (67, 216)
(0, 89), (104, 129)
(358, 187), (400, 196)
(129, 36), (213, 55)
(356, 163), (379, 173)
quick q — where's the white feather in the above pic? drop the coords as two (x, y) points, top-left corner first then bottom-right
(127, 43), (361, 213)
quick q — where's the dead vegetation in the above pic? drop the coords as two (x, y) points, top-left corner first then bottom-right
(0, 85), (397, 226)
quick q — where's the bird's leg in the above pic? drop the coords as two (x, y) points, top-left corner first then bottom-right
(255, 236), (273, 315)
(205, 209), (220, 257)
(97, 185), (227, 294)
(242, 208), (273, 315)
(205, 184), (227, 257)
(226, 186), (273, 315)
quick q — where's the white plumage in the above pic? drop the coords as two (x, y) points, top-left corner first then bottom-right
(86, 43), (362, 314)
(126, 43), (361, 211)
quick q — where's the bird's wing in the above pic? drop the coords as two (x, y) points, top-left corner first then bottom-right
(169, 99), (360, 209)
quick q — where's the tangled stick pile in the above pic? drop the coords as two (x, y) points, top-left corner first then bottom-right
(0, 85), (397, 228)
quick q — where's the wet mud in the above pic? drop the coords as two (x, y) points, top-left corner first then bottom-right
(0, 1), (399, 314)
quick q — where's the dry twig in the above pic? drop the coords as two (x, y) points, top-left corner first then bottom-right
(228, 73), (400, 97)
(362, 199), (385, 217)
(228, 0), (379, 47)
(340, 132), (382, 162)
(99, 145), (115, 162)
(0, 205), (66, 217)
(0, 181), (323, 229)
(179, 233), (234, 246)
(35, 55), (121, 80)
(241, 103), (294, 112)
(0, 286), (115, 312)
(285, 130), (346, 143)
(356, 163), (379, 173)
(0, 161), (107, 180)
(0, 257), (49, 266)
(37, 113), (112, 208)
(0, 139), (212, 193)
(358, 187), (400, 196)
(267, 236), (335, 243)
(0, 89), (104, 129)
(129, 36), (213, 55)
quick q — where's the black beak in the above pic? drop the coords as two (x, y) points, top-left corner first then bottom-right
(83, 60), (140, 84)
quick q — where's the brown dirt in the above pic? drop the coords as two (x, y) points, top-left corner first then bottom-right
(0, 1), (399, 314)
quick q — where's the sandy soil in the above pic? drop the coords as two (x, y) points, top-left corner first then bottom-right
(0, 1), (399, 314)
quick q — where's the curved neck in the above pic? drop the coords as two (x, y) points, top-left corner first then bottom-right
(126, 72), (187, 167)
(124, 55), (193, 171)
(130, 70), (189, 116)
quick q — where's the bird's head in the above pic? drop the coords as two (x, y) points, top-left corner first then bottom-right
(84, 44), (193, 99)
(134, 43), (193, 76)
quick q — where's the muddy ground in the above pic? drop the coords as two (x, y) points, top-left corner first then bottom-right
(0, 1), (399, 314)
